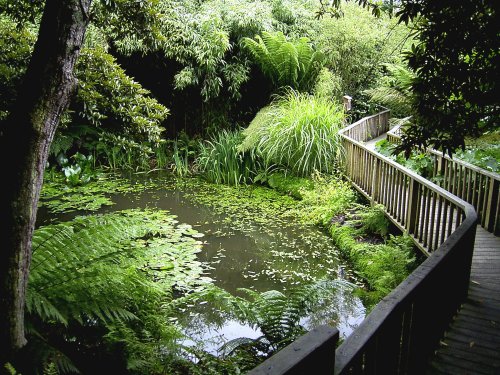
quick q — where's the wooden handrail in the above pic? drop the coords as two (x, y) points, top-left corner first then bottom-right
(248, 326), (339, 375)
(334, 111), (477, 373)
(387, 124), (500, 235)
(249, 111), (478, 375)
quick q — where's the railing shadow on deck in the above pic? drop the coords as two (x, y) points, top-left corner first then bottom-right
(248, 111), (477, 374)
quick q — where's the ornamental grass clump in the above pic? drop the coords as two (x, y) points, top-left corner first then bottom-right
(240, 91), (345, 176)
(196, 129), (259, 186)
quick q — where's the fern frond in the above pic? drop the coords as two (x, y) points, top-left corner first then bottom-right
(218, 337), (257, 358)
(28, 210), (205, 327)
(243, 32), (324, 92)
(276, 41), (299, 87)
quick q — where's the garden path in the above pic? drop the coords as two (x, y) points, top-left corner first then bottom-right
(427, 226), (500, 375)
(364, 131), (500, 374)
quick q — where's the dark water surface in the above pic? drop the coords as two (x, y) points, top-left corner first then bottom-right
(38, 176), (365, 354)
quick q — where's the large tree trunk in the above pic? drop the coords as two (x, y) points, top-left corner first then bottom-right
(0, 0), (92, 362)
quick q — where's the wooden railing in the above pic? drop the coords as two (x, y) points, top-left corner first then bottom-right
(248, 111), (477, 374)
(248, 326), (339, 375)
(388, 124), (500, 235)
(334, 112), (477, 373)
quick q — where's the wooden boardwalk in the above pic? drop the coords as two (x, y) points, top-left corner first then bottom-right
(365, 132), (500, 374)
(427, 227), (500, 375)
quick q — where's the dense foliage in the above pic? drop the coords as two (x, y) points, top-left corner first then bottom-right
(0, 14), (168, 168)
(243, 31), (325, 92)
(315, 3), (412, 100)
(397, 0), (499, 155)
(5, 0), (490, 372)
(196, 129), (259, 185)
(24, 210), (208, 374)
(365, 62), (414, 118)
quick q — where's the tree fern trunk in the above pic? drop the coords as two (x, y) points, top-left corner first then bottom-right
(0, 0), (92, 362)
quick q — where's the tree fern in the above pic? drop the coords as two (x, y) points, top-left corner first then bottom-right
(365, 63), (415, 117)
(243, 31), (324, 92)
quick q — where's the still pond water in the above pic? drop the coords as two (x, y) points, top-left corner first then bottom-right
(38, 175), (365, 354)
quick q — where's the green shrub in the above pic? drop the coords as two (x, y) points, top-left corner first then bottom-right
(314, 2), (413, 98)
(240, 91), (345, 176)
(376, 139), (435, 178)
(75, 47), (169, 144)
(0, 14), (36, 119)
(313, 68), (343, 100)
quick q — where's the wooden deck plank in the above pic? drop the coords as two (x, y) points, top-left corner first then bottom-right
(437, 338), (500, 358)
(427, 226), (500, 374)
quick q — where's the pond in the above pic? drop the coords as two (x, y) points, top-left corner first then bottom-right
(37, 173), (365, 357)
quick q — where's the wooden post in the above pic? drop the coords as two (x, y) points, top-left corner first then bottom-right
(485, 178), (500, 234)
(371, 158), (379, 205)
(407, 179), (420, 235)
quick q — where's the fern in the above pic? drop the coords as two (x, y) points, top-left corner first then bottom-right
(365, 63), (415, 118)
(177, 279), (356, 358)
(26, 209), (207, 373)
(243, 31), (324, 91)
(356, 204), (389, 237)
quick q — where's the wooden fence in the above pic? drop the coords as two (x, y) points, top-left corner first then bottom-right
(388, 124), (500, 235)
(249, 111), (477, 374)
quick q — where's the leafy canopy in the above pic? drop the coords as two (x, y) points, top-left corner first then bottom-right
(0, 14), (168, 145)
(398, 0), (500, 154)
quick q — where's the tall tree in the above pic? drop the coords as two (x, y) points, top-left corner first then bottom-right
(398, 0), (499, 155)
(0, 0), (92, 363)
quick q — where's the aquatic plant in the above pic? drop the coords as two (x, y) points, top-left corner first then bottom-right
(39, 172), (171, 214)
(56, 152), (96, 186)
(196, 129), (260, 185)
